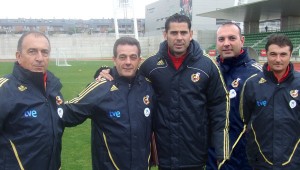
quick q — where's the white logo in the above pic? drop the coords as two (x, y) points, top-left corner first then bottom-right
(289, 100), (297, 109)
(57, 108), (64, 118)
(144, 108), (150, 117)
(229, 89), (237, 99)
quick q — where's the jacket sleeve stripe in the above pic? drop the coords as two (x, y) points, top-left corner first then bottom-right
(207, 55), (230, 162)
(239, 74), (257, 123)
(0, 78), (9, 87)
(102, 132), (120, 170)
(68, 81), (106, 104)
(9, 140), (25, 170)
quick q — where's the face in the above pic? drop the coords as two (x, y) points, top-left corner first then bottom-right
(16, 34), (50, 73)
(216, 24), (244, 59)
(267, 44), (291, 74)
(113, 44), (141, 79)
(164, 22), (193, 57)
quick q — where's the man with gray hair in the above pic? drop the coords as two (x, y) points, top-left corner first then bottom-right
(0, 31), (64, 170)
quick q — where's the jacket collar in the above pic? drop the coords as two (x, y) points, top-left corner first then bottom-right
(217, 48), (254, 73)
(158, 39), (203, 65)
(12, 62), (61, 92)
(111, 67), (142, 86)
(263, 62), (294, 84)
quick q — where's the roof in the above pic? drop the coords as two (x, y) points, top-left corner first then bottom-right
(196, 0), (300, 22)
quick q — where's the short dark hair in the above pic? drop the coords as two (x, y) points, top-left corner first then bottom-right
(17, 31), (51, 52)
(218, 22), (242, 36)
(113, 37), (141, 57)
(265, 33), (293, 52)
(165, 13), (191, 32)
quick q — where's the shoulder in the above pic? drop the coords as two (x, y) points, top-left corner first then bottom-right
(248, 61), (263, 72)
(67, 79), (112, 104)
(0, 77), (10, 88)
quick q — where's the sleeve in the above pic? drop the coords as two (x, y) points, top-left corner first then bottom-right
(62, 80), (109, 127)
(239, 76), (255, 125)
(0, 78), (12, 130)
(206, 61), (230, 163)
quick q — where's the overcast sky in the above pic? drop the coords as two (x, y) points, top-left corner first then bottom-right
(0, 0), (158, 19)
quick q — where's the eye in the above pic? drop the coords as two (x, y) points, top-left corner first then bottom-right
(118, 55), (126, 60)
(28, 49), (38, 55)
(130, 55), (138, 60)
(218, 37), (224, 42)
(41, 50), (49, 57)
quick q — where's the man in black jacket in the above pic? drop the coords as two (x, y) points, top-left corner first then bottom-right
(63, 37), (155, 170)
(97, 13), (229, 170)
(241, 34), (300, 170)
(207, 22), (262, 170)
(0, 31), (64, 170)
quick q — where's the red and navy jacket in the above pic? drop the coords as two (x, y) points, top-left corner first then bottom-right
(63, 67), (155, 170)
(241, 62), (300, 169)
(0, 62), (64, 170)
(139, 40), (230, 169)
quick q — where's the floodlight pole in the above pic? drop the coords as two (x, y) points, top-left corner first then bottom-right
(113, 0), (120, 39)
(132, 0), (138, 40)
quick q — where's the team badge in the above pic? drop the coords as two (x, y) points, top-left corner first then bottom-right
(57, 108), (63, 118)
(289, 100), (297, 109)
(191, 72), (200, 82)
(144, 108), (150, 117)
(231, 78), (241, 88)
(290, 90), (299, 98)
(18, 85), (27, 91)
(56, 96), (63, 105)
(259, 78), (267, 84)
(143, 95), (150, 105)
(229, 89), (237, 98)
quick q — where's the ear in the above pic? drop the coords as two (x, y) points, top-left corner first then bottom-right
(189, 30), (193, 41)
(16, 51), (21, 63)
(163, 31), (167, 40)
(112, 56), (117, 65)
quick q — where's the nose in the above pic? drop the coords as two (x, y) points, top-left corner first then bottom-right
(223, 38), (230, 46)
(124, 56), (131, 64)
(35, 51), (44, 61)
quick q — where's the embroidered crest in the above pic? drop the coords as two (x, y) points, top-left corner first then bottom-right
(143, 95), (150, 105)
(144, 107), (150, 117)
(290, 90), (299, 98)
(57, 108), (63, 118)
(18, 85), (27, 91)
(56, 96), (63, 105)
(191, 72), (200, 82)
(258, 78), (267, 84)
(231, 78), (241, 88)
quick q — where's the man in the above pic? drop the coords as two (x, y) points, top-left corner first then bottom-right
(63, 37), (155, 170)
(207, 22), (262, 170)
(0, 31), (64, 169)
(241, 34), (300, 169)
(97, 13), (229, 170)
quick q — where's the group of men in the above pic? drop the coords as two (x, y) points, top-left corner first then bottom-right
(0, 13), (299, 170)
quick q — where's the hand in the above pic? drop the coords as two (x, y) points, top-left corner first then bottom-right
(95, 69), (113, 81)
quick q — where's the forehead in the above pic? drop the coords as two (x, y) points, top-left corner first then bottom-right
(22, 34), (50, 49)
(217, 25), (240, 37)
(267, 44), (291, 53)
(116, 44), (139, 54)
(167, 22), (190, 32)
